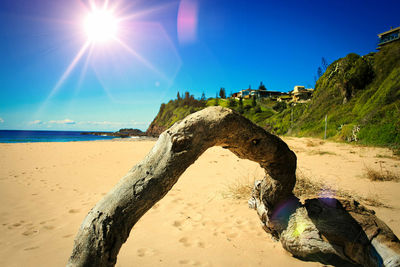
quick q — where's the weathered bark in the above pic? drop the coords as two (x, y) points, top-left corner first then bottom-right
(68, 106), (400, 267)
(68, 106), (296, 267)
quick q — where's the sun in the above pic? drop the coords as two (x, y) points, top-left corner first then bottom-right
(84, 9), (118, 43)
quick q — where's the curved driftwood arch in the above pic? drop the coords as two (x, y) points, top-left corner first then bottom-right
(68, 107), (400, 267)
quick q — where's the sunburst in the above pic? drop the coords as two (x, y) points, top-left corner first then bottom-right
(84, 9), (118, 43)
(38, 0), (180, 114)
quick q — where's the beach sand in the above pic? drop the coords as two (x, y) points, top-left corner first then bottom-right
(0, 138), (399, 266)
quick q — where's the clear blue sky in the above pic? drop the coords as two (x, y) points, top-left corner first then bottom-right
(0, 0), (399, 131)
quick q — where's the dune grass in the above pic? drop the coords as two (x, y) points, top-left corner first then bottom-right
(364, 165), (400, 182)
(294, 171), (389, 208)
(223, 171), (390, 208)
(222, 175), (255, 200)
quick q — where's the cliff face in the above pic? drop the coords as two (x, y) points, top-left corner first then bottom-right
(146, 98), (206, 137)
(145, 122), (167, 137)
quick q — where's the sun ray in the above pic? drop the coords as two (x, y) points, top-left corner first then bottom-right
(113, 37), (170, 82)
(77, 44), (94, 91)
(34, 41), (91, 119)
(117, 2), (178, 23)
(88, 0), (98, 12)
(47, 41), (91, 100)
(103, 0), (110, 10)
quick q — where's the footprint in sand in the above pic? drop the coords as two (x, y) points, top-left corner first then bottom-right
(179, 237), (191, 247)
(23, 246), (39, 251)
(68, 209), (80, 214)
(179, 237), (207, 248)
(172, 197), (184, 203)
(63, 234), (74, 238)
(226, 232), (238, 239)
(22, 228), (39, 236)
(43, 225), (55, 230)
(179, 259), (203, 266)
(136, 248), (156, 257)
(173, 220), (183, 227)
(196, 240), (206, 248)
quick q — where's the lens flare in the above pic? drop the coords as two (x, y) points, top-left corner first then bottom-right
(177, 0), (198, 44)
(293, 220), (307, 237)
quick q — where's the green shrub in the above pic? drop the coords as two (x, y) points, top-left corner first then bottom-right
(272, 101), (287, 112)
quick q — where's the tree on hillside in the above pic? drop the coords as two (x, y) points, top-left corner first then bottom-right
(177, 92), (181, 100)
(273, 101), (287, 112)
(200, 92), (206, 101)
(228, 97), (236, 107)
(252, 95), (257, 107)
(322, 57), (329, 71)
(184, 91), (190, 100)
(259, 81), (267, 90)
(219, 87), (226, 99)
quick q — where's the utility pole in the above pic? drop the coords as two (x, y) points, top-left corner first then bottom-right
(291, 108), (293, 128)
(324, 114), (327, 139)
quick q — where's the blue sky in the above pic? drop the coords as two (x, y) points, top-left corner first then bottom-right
(0, 0), (399, 131)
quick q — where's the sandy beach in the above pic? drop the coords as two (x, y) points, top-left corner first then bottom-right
(0, 137), (399, 267)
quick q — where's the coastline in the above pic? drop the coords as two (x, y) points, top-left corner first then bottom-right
(0, 138), (399, 266)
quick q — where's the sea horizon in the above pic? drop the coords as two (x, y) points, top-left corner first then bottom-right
(0, 129), (117, 143)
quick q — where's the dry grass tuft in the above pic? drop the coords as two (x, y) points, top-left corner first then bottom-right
(306, 140), (325, 147)
(375, 154), (398, 160)
(223, 170), (391, 208)
(365, 165), (400, 182)
(222, 175), (255, 200)
(294, 171), (390, 208)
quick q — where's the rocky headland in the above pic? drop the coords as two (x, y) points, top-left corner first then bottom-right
(81, 128), (147, 138)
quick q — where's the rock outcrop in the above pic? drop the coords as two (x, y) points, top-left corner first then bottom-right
(68, 107), (400, 267)
(145, 123), (166, 137)
(82, 128), (146, 138)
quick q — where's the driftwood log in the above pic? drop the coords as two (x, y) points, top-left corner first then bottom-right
(68, 106), (400, 267)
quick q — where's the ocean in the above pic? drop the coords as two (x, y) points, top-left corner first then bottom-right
(0, 130), (117, 143)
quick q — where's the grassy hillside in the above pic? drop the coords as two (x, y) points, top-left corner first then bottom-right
(289, 41), (400, 148)
(147, 42), (400, 149)
(146, 95), (207, 136)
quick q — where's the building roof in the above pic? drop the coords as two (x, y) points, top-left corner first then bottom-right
(378, 26), (400, 37)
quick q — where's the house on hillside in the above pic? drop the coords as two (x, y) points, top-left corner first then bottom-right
(238, 88), (252, 99)
(291, 85), (314, 102)
(235, 88), (283, 99)
(277, 94), (292, 102)
(259, 90), (283, 99)
(231, 92), (239, 98)
(377, 26), (400, 49)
